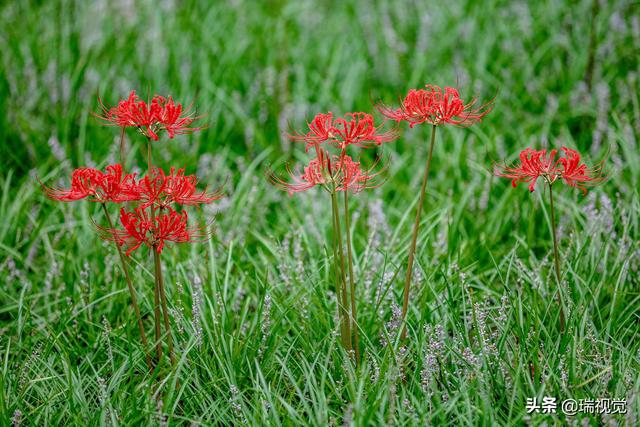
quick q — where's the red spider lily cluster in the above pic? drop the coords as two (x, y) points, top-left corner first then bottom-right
(273, 111), (395, 194)
(270, 150), (383, 195)
(41, 164), (139, 203)
(42, 91), (220, 370)
(377, 84), (493, 128)
(268, 85), (498, 353)
(376, 83), (605, 342)
(290, 112), (397, 152)
(269, 110), (397, 360)
(96, 90), (202, 140)
(43, 164), (221, 254)
(137, 167), (223, 208)
(110, 207), (205, 255)
(494, 147), (605, 194)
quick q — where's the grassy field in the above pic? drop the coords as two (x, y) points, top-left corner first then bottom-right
(1, 0), (639, 425)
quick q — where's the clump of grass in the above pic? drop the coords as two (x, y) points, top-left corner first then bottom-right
(38, 91), (223, 373)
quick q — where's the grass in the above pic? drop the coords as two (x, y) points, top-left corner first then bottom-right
(1, 0), (639, 425)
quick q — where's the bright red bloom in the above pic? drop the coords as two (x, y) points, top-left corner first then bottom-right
(97, 91), (162, 140)
(556, 147), (605, 194)
(97, 164), (142, 202)
(290, 112), (397, 152)
(163, 167), (223, 205)
(290, 112), (334, 153)
(151, 208), (191, 253)
(137, 167), (223, 208)
(378, 89), (436, 128)
(335, 155), (383, 193)
(268, 152), (329, 195)
(113, 207), (154, 255)
(96, 91), (202, 140)
(154, 96), (202, 138)
(329, 112), (398, 149)
(137, 168), (168, 207)
(494, 147), (604, 194)
(42, 168), (100, 201)
(494, 148), (559, 192)
(268, 151), (382, 195)
(378, 84), (493, 128)
(42, 164), (140, 203)
(105, 206), (202, 255)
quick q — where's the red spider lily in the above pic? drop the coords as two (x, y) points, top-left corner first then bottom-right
(96, 91), (202, 140)
(41, 168), (100, 201)
(42, 164), (140, 203)
(163, 168), (224, 205)
(96, 91), (162, 140)
(98, 164), (142, 201)
(137, 167), (168, 208)
(377, 84), (493, 127)
(112, 207), (154, 255)
(269, 151), (382, 195)
(151, 208), (191, 253)
(268, 152), (329, 195)
(494, 147), (604, 194)
(289, 112), (334, 153)
(335, 155), (384, 192)
(330, 112), (398, 149)
(154, 96), (203, 138)
(556, 147), (605, 194)
(138, 167), (224, 208)
(494, 148), (559, 192)
(103, 206), (208, 255)
(290, 112), (397, 152)
(377, 89), (436, 128)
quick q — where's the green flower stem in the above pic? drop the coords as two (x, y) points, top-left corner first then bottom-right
(548, 183), (566, 333)
(401, 124), (437, 340)
(154, 250), (175, 366)
(330, 191), (352, 351)
(343, 190), (360, 364)
(101, 203), (152, 371)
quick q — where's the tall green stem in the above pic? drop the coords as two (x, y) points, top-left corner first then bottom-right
(343, 190), (360, 364)
(102, 203), (152, 371)
(146, 137), (164, 361)
(147, 138), (153, 172)
(331, 201), (348, 349)
(119, 127), (126, 166)
(152, 250), (163, 362)
(548, 183), (566, 333)
(154, 250), (175, 366)
(401, 124), (437, 340)
(330, 191), (351, 351)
